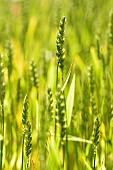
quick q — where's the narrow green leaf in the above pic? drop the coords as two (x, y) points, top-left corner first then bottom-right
(62, 60), (75, 91)
(67, 135), (93, 144)
(82, 156), (93, 170)
(47, 58), (56, 89)
(46, 139), (63, 169)
(66, 73), (75, 127)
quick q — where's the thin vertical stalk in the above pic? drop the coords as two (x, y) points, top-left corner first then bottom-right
(22, 134), (25, 170)
(63, 144), (65, 167)
(94, 153), (96, 170)
(65, 128), (69, 170)
(64, 100), (69, 170)
(0, 100), (4, 170)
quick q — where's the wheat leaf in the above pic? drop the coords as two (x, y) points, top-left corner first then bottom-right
(66, 73), (75, 127)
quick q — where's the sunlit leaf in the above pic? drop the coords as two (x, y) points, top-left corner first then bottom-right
(67, 135), (93, 144)
(66, 73), (75, 127)
(82, 156), (93, 170)
(62, 59), (75, 91)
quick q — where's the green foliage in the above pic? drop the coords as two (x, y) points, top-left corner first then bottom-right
(0, 1), (113, 169)
(66, 73), (75, 127)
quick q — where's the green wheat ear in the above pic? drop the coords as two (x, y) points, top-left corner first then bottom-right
(21, 0), (30, 48)
(25, 120), (32, 169)
(92, 116), (100, 154)
(56, 16), (66, 71)
(16, 78), (22, 103)
(4, 38), (13, 79)
(88, 65), (97, 116)
(29, 60), (39, 90)
(56, 85), (66, 145)
(107, 10), (113, 47)
(53, 0), (62, 28)
(22, 95), (28, 134)
(81, 80), (90, 133)
(107, 10), (113, 64)
(95, 35), (101, 60)
(88, 65), (95, 94)
(0, 54), (5, 102)
(92, 116), (100, 169)
(0, 53), (5, 170)
(47, 87), (54, 130)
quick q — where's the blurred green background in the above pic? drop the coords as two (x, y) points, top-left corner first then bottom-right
(0, 0), (113, 170)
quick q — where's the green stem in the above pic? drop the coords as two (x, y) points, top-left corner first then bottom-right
(66, 132), (69, 170)
(22, 134), (25, 170)
(94, 153), (96, 170)
(62, 68), (64, 84)
(63, 144), (65, 167)
(0, 100), (4, 170)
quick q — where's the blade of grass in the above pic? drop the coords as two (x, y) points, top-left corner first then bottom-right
(66, 73), (75, 127)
